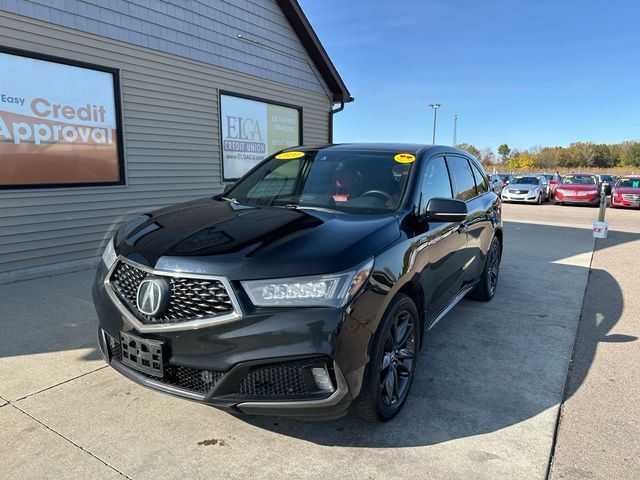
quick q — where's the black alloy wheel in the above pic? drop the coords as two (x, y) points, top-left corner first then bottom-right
(379, 310), (416, 408)
(486, 237), (501, 297)
(352, 294), (419, 422)
(468, 236), (501, 301)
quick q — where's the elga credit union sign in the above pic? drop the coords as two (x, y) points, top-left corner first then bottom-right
(0, 51), (122, 188)
(220, 94), (301, 180)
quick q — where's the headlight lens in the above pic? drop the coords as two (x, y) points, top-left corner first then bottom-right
(101, 238), (117, 269)
(585, 190), (598, 195)
(241, 258), (374, 307)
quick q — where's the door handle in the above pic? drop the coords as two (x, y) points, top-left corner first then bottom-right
(457, 223), (468, 234)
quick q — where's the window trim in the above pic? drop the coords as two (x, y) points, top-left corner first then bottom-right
(0, 45), (126, 191)
(218, 90), (304, 182)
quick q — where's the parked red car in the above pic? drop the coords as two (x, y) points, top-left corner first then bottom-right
(553, 174), (600, 206)
(611, 176), (640, 208)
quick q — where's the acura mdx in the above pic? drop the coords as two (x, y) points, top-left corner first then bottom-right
(93, 144), (503, 421)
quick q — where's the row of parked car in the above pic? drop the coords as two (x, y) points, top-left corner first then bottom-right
(487, 172), (640, 208)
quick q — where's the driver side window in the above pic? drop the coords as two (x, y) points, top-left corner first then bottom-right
(421, 156), (453, 211)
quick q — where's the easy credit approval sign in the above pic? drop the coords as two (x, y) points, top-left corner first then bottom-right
(0, 51), (122, 188)
(220, 94), (301, 180)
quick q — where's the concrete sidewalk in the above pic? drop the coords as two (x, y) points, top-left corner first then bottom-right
(550, 210), (640, 479)
(0, 204), (620, 479)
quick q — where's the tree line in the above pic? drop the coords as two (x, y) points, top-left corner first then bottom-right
(456, 141), (640, 169)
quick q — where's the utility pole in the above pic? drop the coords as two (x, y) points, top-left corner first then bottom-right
(428, 103), (441, 145)
(453, 113), (458, 146)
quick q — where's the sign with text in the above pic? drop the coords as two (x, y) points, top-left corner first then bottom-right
(0, 51), (122, 188)
(220, 94), (300, 180)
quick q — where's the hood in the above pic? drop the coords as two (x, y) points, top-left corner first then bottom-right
(508, 183), (539, 190)
(116, 198), (401, 280)
(556, 184), (598, 191)
(612, 187), (640, 195)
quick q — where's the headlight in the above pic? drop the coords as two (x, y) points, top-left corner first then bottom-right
(241, 258), (374, 307)
(585, 190), (598, 195)
(101, 238), (117, 269)
(556, 188), (565, 194)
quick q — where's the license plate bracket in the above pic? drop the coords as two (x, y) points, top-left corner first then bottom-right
(120, 331), (164, 377)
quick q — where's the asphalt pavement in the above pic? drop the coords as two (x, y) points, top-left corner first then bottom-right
(0, 203), (637, 479)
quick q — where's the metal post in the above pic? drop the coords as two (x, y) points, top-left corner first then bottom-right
(453, 113), (458, 146)
(598, 186), (608, 222)
(593, 182), (610, 238)
(428, 103), (441, 145)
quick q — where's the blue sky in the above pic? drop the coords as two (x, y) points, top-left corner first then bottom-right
(298, 0), (640, 152)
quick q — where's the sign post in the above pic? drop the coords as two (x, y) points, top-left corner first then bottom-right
(593, 182), (611, 238)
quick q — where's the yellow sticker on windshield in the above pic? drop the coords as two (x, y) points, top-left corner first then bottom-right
(394, 153), (415, 163)
(621, 178), (629, 181)
(275, 151), (305, 160)
(515, 175), (523, 178)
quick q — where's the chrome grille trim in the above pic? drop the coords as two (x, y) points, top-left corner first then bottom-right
(104, 256), (243, 332)
(622, 194), (640, 201)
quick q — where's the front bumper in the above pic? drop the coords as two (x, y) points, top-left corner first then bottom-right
(554, 192), (599, 205)
(501, 191), (540, 203)
(611, 196), (640, 208)
(92, 261), (376, 419)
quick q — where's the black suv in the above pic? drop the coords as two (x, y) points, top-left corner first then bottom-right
(93, 144), (502, 421)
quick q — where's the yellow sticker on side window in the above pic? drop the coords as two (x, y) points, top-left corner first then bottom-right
(394, 153), (415, 163)
(275, 151), (305, 160)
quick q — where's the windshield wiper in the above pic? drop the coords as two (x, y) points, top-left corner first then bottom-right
(221, 196), (238, 204)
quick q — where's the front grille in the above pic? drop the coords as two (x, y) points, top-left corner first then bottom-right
(622, 194), (640, 201)
(109, 260), (234, 325)
(107, 335), (223, 394)
(234, 358), (327, 397)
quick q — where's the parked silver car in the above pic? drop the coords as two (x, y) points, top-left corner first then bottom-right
(501, 175), (549, 204)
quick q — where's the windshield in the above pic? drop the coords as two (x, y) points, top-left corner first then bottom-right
(511, 176), (540, 185)
(223, 149), (415, 214)
(561, 175), (596, 185)
(616, 177), (640, 188)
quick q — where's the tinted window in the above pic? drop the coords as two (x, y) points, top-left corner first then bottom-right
(226, 148), (415, 213)
(471, 163), (489, 193)
(447, 156), (477, 201)
(421, 156), (452, 209)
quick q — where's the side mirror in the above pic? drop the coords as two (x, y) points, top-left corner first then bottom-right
(425, 198), (468, 222)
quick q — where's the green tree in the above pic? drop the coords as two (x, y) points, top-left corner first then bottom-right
(456, 143), (481, 160)
(497, 144), (511, 164)
(623, 142), (640, 167)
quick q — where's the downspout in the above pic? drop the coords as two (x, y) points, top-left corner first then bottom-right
(328, 101), (346, 144)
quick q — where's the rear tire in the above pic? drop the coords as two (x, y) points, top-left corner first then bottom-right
(351, 294), (419, 422)
(468, 236), (501, 302)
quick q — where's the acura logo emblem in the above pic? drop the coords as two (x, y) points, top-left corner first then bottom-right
(136, 277), (170, 316)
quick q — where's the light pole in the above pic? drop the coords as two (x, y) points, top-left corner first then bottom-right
(428, 103), (441, 145)
(453, 113), (458, 146)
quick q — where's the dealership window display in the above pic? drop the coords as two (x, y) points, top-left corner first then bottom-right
(220, 93), (301, 181)
(0, 49), (123, 188)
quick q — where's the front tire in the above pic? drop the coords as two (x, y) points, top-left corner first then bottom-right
(352, 294), (419, 422)
(468, 236), (501, 301)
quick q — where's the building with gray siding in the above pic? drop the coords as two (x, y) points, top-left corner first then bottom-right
(0, 0), (351, 283)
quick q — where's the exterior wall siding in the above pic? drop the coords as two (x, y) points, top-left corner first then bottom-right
(0, 0), (330, 95)
(0, 9), (332, 281)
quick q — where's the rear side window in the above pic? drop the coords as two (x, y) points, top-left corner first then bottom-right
(470, 162), (489, 194)
(446, 156), (477, 201)
(421, 156), (453, 209)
